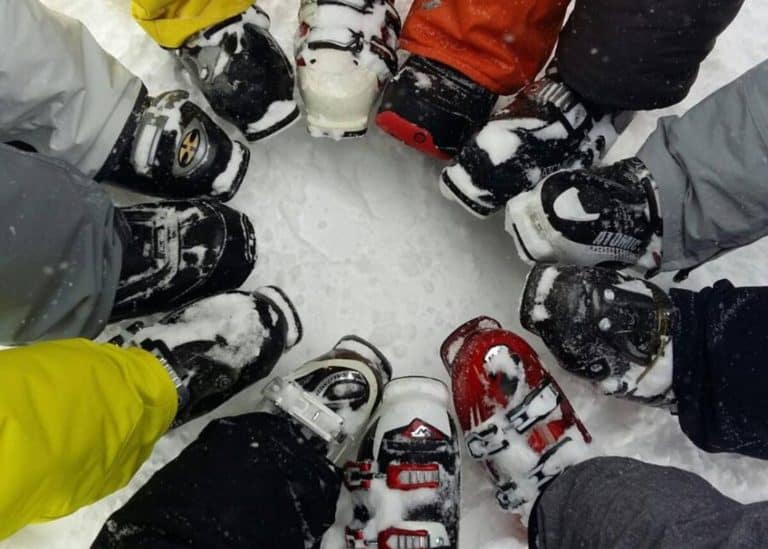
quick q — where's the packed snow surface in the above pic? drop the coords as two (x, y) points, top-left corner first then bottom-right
(6, 1), (768, 548)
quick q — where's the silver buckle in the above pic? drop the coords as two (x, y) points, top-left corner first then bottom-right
(262, 378), (344, 443)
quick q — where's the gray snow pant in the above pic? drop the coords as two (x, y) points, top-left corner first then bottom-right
(0, 0), (143, 177)
(0, 145), (125, 344)
(637, 60), (768, 272)
(531, 457), (768, 549)
(0, 0), (145, 342)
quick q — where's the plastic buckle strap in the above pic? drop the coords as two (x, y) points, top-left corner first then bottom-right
(262, 377), (344, 443)
(379, 527), (431, 549)
(465, 381), (560, 460)
(344, 460), (375, 490)
(465, 421), (510, 460)
(505, 380), (561, 434)
(495, 482), (525, 511)
(386, 463), (440, 491)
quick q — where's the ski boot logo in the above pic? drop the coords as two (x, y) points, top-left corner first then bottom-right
(178, 129), (201, 168)
(403, 418), (445, 440)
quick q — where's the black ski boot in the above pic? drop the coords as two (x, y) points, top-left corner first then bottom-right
(506, 157), (663, 277)
(343, 376), (461, 548)
(441, 74), (624, 217)
(520, 264), (676, 406)
(376, 55), (497, 159)
(110, 286), (302, 425)
(176, 5), (300, 141)
(112, 200), (256, 320)
(260, 335), (392, 464)
(99, 90), (250, 201)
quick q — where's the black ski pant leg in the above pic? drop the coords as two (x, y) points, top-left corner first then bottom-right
(668, 281), (768, 459)
(529, 456), (768, 549)
(555, 0), (744, 110)
(91, 413), (342, 549)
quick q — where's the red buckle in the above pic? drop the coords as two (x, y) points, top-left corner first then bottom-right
(344, 460), (374, 491)
(344, 527), (368, 549)
(386, 463), (440, 490)
(379, 527), (431, 549)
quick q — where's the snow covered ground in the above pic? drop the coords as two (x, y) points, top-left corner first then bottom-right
(5, 1), (767, 547)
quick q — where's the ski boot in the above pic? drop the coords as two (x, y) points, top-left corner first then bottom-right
(377, 55), (498, 159)
(440, 74), (622, 217)
(112, 200), (257, 320)
(506, 157), (663, 277)
(344, 376), (460, 548)
(110, 286), (302, 426)
(176, 5), (300, 141)
(296, 0), (400, 139)
(441, 317), (592, 515)
(100, 91), (250, 201)
(260, 335), (392, 464)
(521, 265), (676, 406)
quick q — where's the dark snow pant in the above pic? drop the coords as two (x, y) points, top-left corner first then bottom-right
(0, 144), (125, 344)
(670, 280), (768, 460)
(558, 0), (744, 110)
(91, 413), (341, 549)
(531, 457), (768, 549)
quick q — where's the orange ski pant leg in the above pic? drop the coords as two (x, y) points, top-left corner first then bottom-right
(399, 0), (570, 95)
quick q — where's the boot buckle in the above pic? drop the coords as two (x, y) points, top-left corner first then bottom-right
(344, 460), (375, 490)
(262, 377), (344, 443)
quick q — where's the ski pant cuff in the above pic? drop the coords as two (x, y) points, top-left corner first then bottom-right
(637, 125), (693, 272)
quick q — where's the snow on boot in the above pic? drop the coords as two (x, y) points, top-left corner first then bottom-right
(296, 0), (400, 139)
(343, 376), (460, 548)
(440, 75), (621, 217)
(521, 265), (676, 406)
(506, 157), (663, 277)
(176, 6), (300, 141)
(376, 55), (498, 159)
(261, 335), (392, 464)
(101, 91), (250, 201)
(110, 287), (302, 426)
(441, 317), (592, 516)
(112, 200), (256, 321)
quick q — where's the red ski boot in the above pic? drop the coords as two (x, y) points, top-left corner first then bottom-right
(343, 376), (460, 548)
(441, 317), (592, 514)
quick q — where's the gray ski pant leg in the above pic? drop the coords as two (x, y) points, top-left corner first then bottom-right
(0, 0), (144, 177)
(0, 144), (124, 344)
(531, 457), (768, 549)
(637, 60), (768, 271)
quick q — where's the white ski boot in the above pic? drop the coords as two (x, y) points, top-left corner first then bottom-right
(295, 0), (400, 139)
(343, 376), (460, 548)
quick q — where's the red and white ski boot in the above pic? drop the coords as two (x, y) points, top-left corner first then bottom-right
(261, 335), (392, 464)
(441, 317), (592, 515)
(343, 376), (460, 548)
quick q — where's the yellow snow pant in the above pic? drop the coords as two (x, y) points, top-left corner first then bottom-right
(0, 339), (177, 541)
(131, 0), (254, 48)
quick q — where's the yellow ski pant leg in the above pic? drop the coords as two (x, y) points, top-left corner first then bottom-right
(0, 339), (177, 540)
(131, 0), (255, 47)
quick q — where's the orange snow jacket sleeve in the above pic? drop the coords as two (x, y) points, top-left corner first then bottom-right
(131, 0), (254, 47)
(0, 340), (177, 541)
(400, 0), (570, 95)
